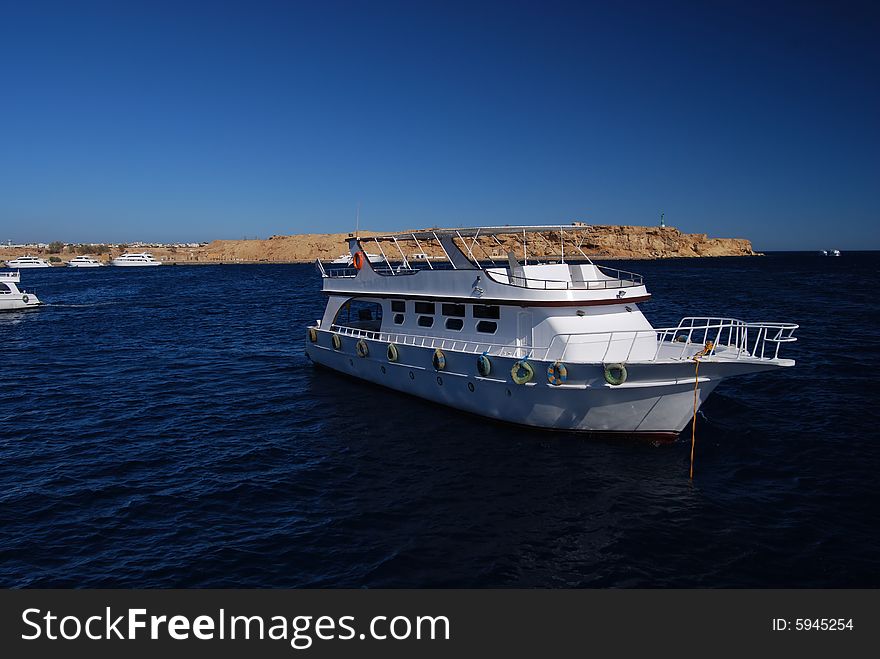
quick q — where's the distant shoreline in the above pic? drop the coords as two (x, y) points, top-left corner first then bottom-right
(1, 225), (761, 264)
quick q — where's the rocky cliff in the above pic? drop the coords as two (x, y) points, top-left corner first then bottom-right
(197, 225), (758, 262)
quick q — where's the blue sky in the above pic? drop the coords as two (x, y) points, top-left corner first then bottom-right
(1, 0), (877, 249)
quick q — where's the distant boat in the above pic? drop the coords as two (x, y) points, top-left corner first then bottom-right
(831, 249), (841, 257)
(3, 255), (51, 268)
(111, 252), (162, 267)
(820, 250), (828, 256)
(0, 271), (42, 310)
(68, 255), (105, 268)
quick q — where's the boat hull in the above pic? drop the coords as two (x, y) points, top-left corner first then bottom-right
(0, 296), (42, 311)
(110, 261), (162, 267)
(301, 332), (777, 435)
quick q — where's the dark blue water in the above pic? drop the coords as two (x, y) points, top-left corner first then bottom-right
(2, 253), (878, 587)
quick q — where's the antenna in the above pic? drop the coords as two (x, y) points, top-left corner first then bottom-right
(355, 202), (361, 237)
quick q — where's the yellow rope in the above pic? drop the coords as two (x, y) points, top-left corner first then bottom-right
(690, 341), (714, 480)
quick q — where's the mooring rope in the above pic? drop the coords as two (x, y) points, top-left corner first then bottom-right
(690, 341), (715, 480)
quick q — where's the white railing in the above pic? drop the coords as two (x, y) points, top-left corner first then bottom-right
(322, 317), (798, 364)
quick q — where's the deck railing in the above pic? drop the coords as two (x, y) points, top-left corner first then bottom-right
(319, 260), (645, 291)
(323, 317), (797, 364)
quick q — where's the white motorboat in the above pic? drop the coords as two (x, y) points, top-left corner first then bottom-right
(831, 249), (841, 257)
(67, 255), (106, 267)
(330, 252), (385, 265)
(0, 271), (42, 310)
(111, 252), (162, 267)
(305, 226), (798, 439)
(3, 255), (51, 268)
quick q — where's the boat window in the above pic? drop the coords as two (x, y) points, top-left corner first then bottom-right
(391, 300), (406, 312)
(445, 318), (463, 331)
(417, 316), (434, 328)
(414, 301), (435, 315)
(333, 299), (383, 332)
(0, 283), (10, 294)
(473, 305), (500, 319)
(476, 320), (498, 334)
(393, 313), (404, 325)
(442, 303), (465, 317)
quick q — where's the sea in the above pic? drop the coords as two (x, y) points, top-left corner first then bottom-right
(1, 252), (878, 588)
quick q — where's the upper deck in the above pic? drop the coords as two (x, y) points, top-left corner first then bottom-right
(316, 225), (650, 307)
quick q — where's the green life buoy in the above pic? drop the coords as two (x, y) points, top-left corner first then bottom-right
(547, 361), (568, 386)
(331, 334), (342, 350)
(603, 363), (627, 386)
(432, 349), (446, 371)
(387, 343), (399, 362)
(356, 339), (369, 358)
(308, 327), (318, 343)
(511, 360), (534, 385)
(476, 354), (492, 377)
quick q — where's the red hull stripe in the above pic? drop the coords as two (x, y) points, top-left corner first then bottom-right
(322, 290), (651, 307)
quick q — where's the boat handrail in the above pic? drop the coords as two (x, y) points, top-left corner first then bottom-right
(484, 266), (643, 290)
(319, 261), (643, 288)
(324, 317), (798, 363)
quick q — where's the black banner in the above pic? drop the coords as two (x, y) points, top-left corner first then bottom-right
(0, 589), (875, 657)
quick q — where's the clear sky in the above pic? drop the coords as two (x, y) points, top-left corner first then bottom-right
(1, 0), (877, 249)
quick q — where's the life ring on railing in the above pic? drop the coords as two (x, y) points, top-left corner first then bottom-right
(22, 294), (29, 304)
(603, 363), (627, 386)
(353, 252), (366, 270)
(331, 334), (342, 350)
(432, 349), (446, 371)
(476, 354), (492, 377)
(387, 343), (399, 362)
(547, 361), (568, 386)
(308, 328), (318, 343)
(356, 339), (369, 358)
(511, 360), (534, 385)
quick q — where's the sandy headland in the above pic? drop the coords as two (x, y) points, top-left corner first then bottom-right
(1, 225), (759, 265)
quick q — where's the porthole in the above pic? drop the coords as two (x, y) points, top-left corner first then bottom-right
(437, 376), (443, 385)
(506, 388), (512, 397)
(467, 382), (475, 392)
(409, 371), (415, 380)
(349, 359), (354, 366)
(381, 366), (386, 374)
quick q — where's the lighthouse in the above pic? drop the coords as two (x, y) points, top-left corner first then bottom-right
(659, 212), (666, 228)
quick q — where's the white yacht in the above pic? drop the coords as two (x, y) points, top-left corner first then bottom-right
(305, 226), (798, 439)
(111, 252), (162, 267)
(67, 255), (105, 267)
(0, 271), (42, 310)
(3, 255), (51, 268)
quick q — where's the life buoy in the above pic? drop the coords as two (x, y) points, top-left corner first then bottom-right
(387, 343), (399, 362)
(511, 360), (534, 385)
(432, 349), (446, 371)
(331, 334), (342, 350)
(356, 339), (369, 357)
(22, 294), (29, 304)
(547, 361), (568, 386)
(353, 252), (365, 270)
(476, 354), (492, 377)
(674, 334), (688, 343)
(308, 328), (318, 343)
(603, 363), (627, 386)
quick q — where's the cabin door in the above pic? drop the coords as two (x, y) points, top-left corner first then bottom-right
(517, 311), (532, 350)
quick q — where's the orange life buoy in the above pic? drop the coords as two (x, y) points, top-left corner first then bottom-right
(353, 252), (365, 270)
